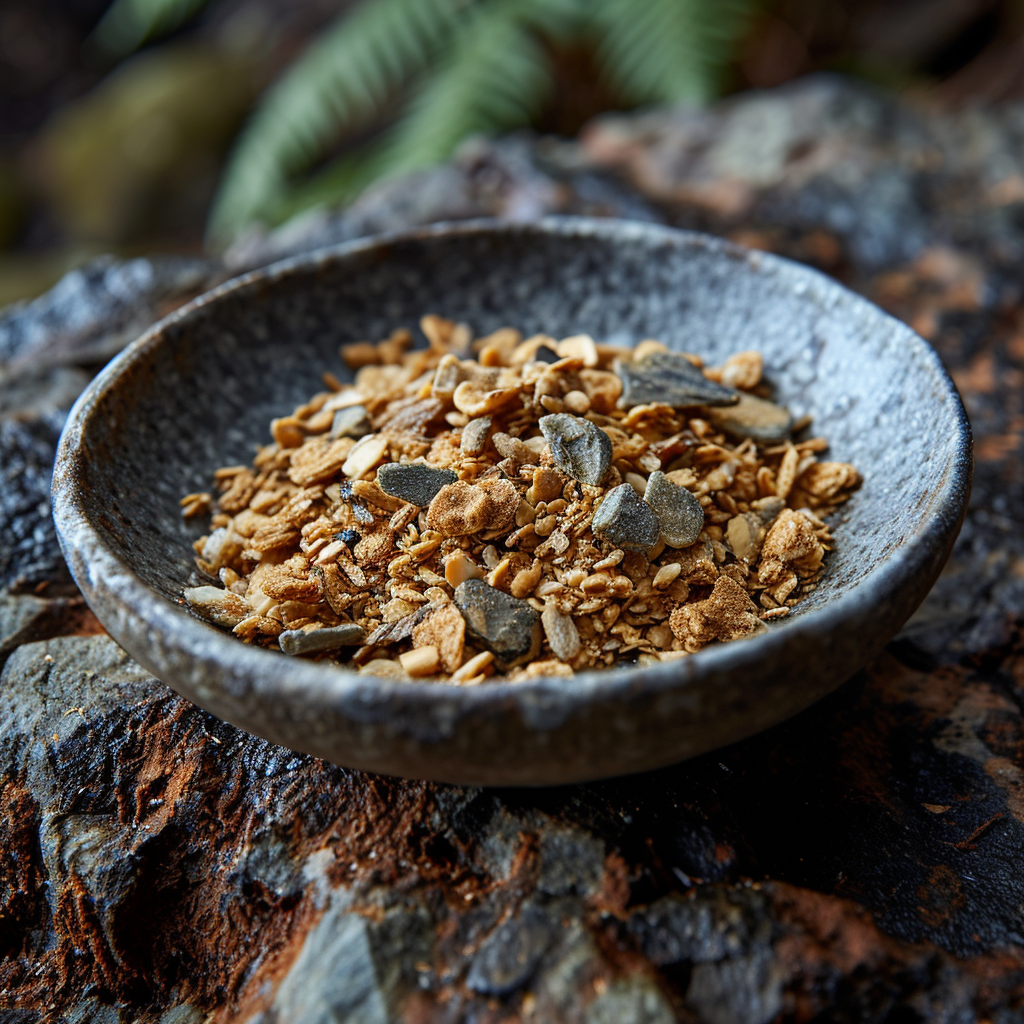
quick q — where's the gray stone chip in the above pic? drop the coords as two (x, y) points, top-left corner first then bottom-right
(376, 463), (458, 506)
(618, 351), (739, 409)
(708, 391), (793, 442)
(592, 483), (661, 552)
(539, 413), (612, 485)
(279, 623), (366, 656)
(644, 471), (705, 548)
(454, 579), (541, 668)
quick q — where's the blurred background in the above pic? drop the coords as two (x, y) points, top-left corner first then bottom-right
(2, 0), (1023, 308)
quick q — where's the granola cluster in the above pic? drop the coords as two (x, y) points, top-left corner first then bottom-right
(182, 317), (860, 684)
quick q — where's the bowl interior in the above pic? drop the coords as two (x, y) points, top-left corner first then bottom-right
(74, 221), (959, 631)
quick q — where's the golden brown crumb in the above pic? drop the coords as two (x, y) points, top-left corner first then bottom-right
(184, 317), (859, 681)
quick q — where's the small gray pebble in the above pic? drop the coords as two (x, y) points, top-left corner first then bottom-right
(618, 351), (738, 409)
(708, 391), (793, 442)
(279, 623), (365, 656)
(539, 413), (612, 486)
(454, 579), (541, 668)
(377, 463), (458, 506)
(644, 470), (705, 548)
(592, 483), (661, 552)
(330, 404), (370, 439)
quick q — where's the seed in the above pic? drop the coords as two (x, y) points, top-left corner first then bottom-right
(653, 563), (682, 589)
(454, 579), (542, 668)
(542, 604), (582, 661)
(708, 392), (793, 442)
(330, 404), (370, 439)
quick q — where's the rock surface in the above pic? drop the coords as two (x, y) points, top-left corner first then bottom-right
(4, 74), (1024, 1022)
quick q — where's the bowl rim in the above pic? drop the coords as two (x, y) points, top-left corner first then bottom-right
(52, 216), (973, 727)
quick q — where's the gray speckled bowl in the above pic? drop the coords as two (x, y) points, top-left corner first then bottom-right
(52, 219), (971, 785)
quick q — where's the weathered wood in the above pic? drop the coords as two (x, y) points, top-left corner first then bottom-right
(4, 76), (1024, 1022)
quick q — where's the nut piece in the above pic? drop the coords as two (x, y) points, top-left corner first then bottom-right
(400, 646), (440, 677)
(279, 622), (366, 656)
(556, 334), (599, 366)
(592, 483), (661, 552)
(454, 579), (542, 668)
(542, 604), (581, 661)
(444, 550), (486, 587)
(644, 470), (705, 548)
(527, 467), (564, 505)
(539, 413), (612, 486)
(377, 463), (458, 506)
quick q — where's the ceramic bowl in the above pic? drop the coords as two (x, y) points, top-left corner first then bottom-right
(52, 219), (971, 785)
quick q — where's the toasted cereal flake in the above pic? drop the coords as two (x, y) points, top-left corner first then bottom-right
(185, 318), (857, 681)
(413, 603), (466, 673)
(427, 481), (493, 536)
(759, 509), (824, 585)
(669, 575), (766, 651)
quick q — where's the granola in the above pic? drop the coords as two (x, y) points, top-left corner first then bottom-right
(183, 318), (860, 683)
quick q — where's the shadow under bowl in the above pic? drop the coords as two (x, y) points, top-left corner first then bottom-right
(52, 218), (972, 785)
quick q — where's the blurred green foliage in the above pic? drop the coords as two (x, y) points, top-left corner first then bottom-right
(95, 0), (756, 247)
(91, 0), (211, 57)
(37, 39), (255, 245)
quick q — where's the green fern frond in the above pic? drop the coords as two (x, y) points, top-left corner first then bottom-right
(381, 0), (559, 177)
(592, 0), (756, 105)
(208, 0), (472, 245)
(274, 142), (393, 225)
(91, 0), (211, 56)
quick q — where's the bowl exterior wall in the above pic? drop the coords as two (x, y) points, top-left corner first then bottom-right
(53, 219), (972, 784)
